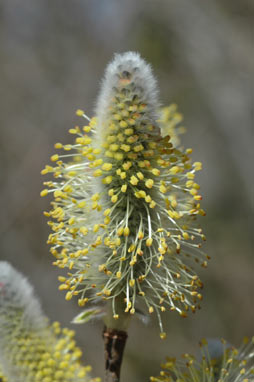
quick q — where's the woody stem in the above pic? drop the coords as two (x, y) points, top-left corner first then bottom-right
(103, 326), (128, 382)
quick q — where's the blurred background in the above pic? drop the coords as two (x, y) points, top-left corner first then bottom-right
(0, 0), (253, 381)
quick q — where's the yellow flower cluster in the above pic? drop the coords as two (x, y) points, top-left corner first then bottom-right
(42, 52), (208, 334)
(0, 262), (99, 382)
(3, 320), (92, 382)
(151, 337), (254, 382)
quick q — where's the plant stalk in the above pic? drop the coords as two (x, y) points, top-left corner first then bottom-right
(103, 326), (128, 382)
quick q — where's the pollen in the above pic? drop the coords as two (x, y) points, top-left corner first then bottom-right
(40, 189), (48, 197)
(130, 175), (139, 185)
(123, 227), (130, 236)
(145, 179), (154, 188)
(146, 238), (153, 247)
(101, 163), (113, 171)
(76, 109), (85, 116)
(51, 154), (59, 162)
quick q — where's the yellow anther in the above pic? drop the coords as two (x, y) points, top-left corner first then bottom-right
(54, 142), (63, 149)
(121, 144), (130, 152)
(137, 172), (144, 180)
(116, 271), (122, 279)
(114, 152), (124, 160)
(93, 224), (99, 232)
(63, 185), (72, 193)
(151, 168), (160, 176)
(149, 306), (154, 314)
(91, 193), (100, 201)
(139, 190), (146, 198)
(121, 184), (127, 192)
(83, 125), (91, 133)
(68, 217), (75, 225)
(58, 276), (66, 282)
(93, 169), (102, 177)
(194, 162), (202, 171)
(138, 231), (144, 239)
(160, 184), (167, 193)
(107, 135), (117, 143)
(115, 237), (121, 246)
(117, 227), (124, 236)
(160, 332), (167, 339)
(190, 188), (198, 196)
(149, 200), (156, 208)
(129, 279), (135, 287)
(134, 144), (144, 152)
(124, 128), (133, 135)
(93, 159), (103, 167)
(104, 209), (111, 216)
(122, 161), (132, 170)
(40, 189), (48, 197)
(104, 216), (110, 225)
(69, 128), (77, 134)
(76, 109), (84, 116)
(109, 144), (119, 151)
(65, 291), (73, 301)
(119, 120), (128, 128)
(146, 238), (153, 247)
(80, 227), (88, 236)
(123, 227), (130, 236)
(128, 244), (135, 252)
(78, 201), (86, 208)
(120, 172), (126, 179)
(158, 247), (166, 255)
(186, 180), (193, 188)
(145, 179), (154, 188)
(130, 308), (135, 314)
(186, 172), (195, 179)
(129, 257), (137, 266)
(170, 166), (180, 174)
(145, 195), (152, 203)
(111, 195), (118, 203)
(103, 175), (113, 184)
(130, 175), (139, 185)
(51, 154), (59, 162)
(83, 137), (92, 145)
(102, 163), (113, 171)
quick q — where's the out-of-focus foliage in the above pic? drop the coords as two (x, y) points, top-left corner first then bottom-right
(0, 1), (253, 381)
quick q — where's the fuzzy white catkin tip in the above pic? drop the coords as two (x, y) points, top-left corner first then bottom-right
(96, 51), (159, 138)
(0, 261), (45, 330)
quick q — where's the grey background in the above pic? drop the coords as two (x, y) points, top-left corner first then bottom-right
(0, 1), (253, 381)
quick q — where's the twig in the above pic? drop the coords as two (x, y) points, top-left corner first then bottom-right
(103, 326), (128, 382)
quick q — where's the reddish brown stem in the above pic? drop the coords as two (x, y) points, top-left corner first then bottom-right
(103, 326), (128, 382)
